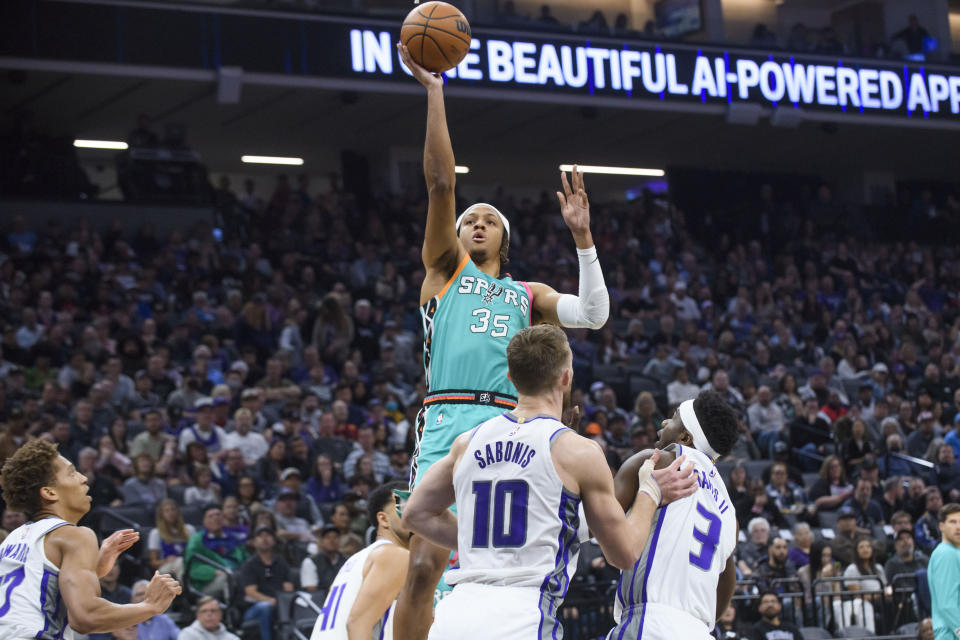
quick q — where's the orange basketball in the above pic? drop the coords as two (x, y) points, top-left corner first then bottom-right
(401, 1), (472, 74)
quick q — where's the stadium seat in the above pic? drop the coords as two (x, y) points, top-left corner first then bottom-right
(802, 472), (820, 487)
(181, 504), (204, 527)
(800, 627), (833, 640)
(819, 510), (839, 531)
(167, 484), (187, 505)
(837, 626), (874, 638)
(715, 460), (735, 481)
(744, 459), (771, 480)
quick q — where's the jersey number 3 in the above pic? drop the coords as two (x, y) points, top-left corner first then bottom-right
(471, 480), (529, 548)
(689, 502), (722, 571)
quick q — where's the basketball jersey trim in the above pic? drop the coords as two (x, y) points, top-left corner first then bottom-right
(616, 504), (669, 640)
(519, 281), (534, 324)
(501, 413), (559, 425)
(436, 253), (470, 301)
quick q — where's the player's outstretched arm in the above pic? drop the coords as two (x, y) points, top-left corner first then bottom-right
(345, 544), (409, 640)
(397, 43), (462, 280)
(528, 166), (608, 328)
(401, 432), (470, 549)
(55, 526), (180, 634)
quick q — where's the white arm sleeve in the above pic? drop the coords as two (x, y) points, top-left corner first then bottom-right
(556, 246), (609, 330)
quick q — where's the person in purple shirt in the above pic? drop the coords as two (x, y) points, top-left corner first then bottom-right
(788, 523), (813, 568)
(131, 579), (179, 640)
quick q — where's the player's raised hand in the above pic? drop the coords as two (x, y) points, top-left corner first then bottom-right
(651, 453), (697, 505)
(557, 165), (591, 238)
(96, 529), (140, 578)
(397, 43), (444, 90)
(144, 571), (181, 613)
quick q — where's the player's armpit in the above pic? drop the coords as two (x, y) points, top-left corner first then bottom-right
(526, 282), (562, 325)
(346, 545), (409, 640)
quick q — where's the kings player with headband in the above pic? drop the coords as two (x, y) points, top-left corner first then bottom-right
(395, 43), (610, 640)
(0, 439), (181, 640)
(608, 391), (741, 639)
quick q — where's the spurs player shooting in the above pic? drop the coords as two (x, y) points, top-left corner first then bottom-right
(395, 43), (611, 640)
(309, 482), (411, 640)
(0, 439), (181, 640)
(402, 325), (696, 640)
(609, 391), (741, 640)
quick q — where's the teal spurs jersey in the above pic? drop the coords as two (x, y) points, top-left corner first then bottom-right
(421, 254), (532, 399)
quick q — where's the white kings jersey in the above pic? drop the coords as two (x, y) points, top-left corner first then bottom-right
(612, 444), (737, 633)
(447, 414), (583, 631)
(309, 538), (397, 640)
(0, 517), (73, 640)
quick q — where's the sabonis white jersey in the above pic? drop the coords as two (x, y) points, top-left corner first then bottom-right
(0, 517), (73, 640)
(612, 444), (737, 633)
(309, 539), (396, 640)
(448, 413), (582, 630)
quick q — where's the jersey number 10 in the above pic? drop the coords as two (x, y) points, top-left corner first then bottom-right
(471, 480), (529, 548)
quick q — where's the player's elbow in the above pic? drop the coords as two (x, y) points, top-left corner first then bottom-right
(426, 175), (454, 194)
(605, 549), (641, 572)
(68, 610), (96, 635)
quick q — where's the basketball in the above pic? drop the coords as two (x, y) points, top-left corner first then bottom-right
(401, 1), (472, 74)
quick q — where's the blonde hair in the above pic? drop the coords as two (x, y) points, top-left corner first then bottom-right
(155, 498), (189, 543)
(234, 407), (252, 420)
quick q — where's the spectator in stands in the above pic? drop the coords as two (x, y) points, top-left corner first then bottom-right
(305, 453), (344, 510)
(273, 487), (314, 543)
(122, 452), (167, 508)
(843, 477), (885, 529)
(749, 590), (801, 640)
(880, 433), (915, 478)
(276, 467), (322, 524)
(185, 464), (221, 506)
(808, 455), (853, 515)
(185, 504), (250, 600)
(880, 476), (906, 523)
(130, 409), (175, 466)
(343, 425), (390, 481)
(149, 498), (196, 579)
(301, 524), (345, 593)
(907, 411), (938, 459)
(236, 475), (262, 519)
(179, 397), (227, 457)
(833, 508), (862, 565)
(131, 578), (179, 640)
(223, 408), (268, 467)
(240, 526), (294, 640)
(178, 596), (240, 640)
(930, 443), (960, 501)
(891, 15), (930, 57)
(578, 10), (608, 35)
(884, 529), (928, 580)
(790, 395), (832, 466)
(840, 537), (886, 633)
(714, 604), (749, 640)
(727, 463), (750, 511)
(765, 461), (806, 514)
(667, 365), (699, 407)
(916, 487), (943, 553)
(222, 495), (250, 542)
(788, 523), (813, 568)
(750, 386), (785, 456)
(755, 536), (798, 588)
(257, 438), (287, 490)
(798, 540), (841, 606)
(535, 4), (559, 27)
(737, 517), (771, 576)
(89, 564), (132, 640)
(749, 23), (778, 48)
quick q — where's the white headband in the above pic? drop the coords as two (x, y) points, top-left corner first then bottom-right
(456, 203), (510, 237)
(679, 399), (719, 461)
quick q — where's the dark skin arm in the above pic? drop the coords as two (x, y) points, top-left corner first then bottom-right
(716, 554), (737, 621)
(614, 448), (677, 511)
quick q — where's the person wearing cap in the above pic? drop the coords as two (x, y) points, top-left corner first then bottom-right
(273, 487), (315, 544)
(223, 407), (269, 467)
(301, 524), (345, 593)
(884, 528), (929, 580)
(277, 466), (322, 524)
(832, 508), (862, 566)
(238, 526), (294, 640)
(178, 397), (228, 456)
(240, 387), (270, 433)
(669, 279), (700, 322)
(185, 504), (250, 600)
(907, 410), (939, 460)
